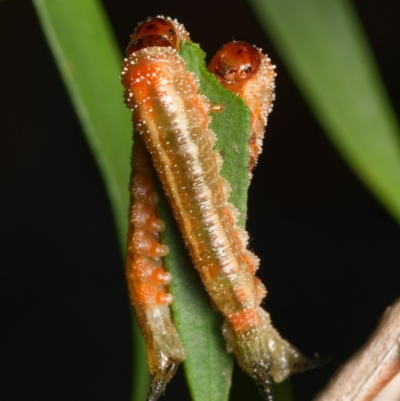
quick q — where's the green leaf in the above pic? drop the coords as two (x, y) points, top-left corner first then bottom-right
(248, 0), (400, 224)
(32, 0), (131, 240)
(31, 1), (148, 400)
(157, 42), (251, 401)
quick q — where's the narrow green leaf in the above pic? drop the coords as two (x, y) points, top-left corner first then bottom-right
(248, 0), (400, 223)
(32, 0), (131, 240)
(157, 42), (251, 401)
(31, 1), (148, 400)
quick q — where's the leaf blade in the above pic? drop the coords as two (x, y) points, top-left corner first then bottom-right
(248, 0), (400, 223)
(32, 0), (131, 239)
(31, 1), (148, 400)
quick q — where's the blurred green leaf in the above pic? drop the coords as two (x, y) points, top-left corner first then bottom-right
(248, 0), (400, 224)
(32, 0), (131, 239)
(31, 1), (148, 400)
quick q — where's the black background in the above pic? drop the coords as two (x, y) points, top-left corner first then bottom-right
(1, 1), (400, 400)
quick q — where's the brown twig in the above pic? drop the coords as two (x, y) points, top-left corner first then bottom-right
(313, 298), (400, 401)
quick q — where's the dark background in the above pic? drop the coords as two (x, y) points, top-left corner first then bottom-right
(1, 1), (400, 400)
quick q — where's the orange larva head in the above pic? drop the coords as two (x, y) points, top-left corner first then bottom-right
(208, 41), (261, 92)
(126, 17), (177, 56)
(134, 17), (177, 47)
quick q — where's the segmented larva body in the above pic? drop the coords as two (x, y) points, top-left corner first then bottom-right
(208, 41), (276, 173)
(124, 17), (188, 401)
(122, 16), (306, 401)
(125, 135), (185, 400)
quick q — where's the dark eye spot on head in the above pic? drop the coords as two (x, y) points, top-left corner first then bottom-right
(169, 29), (174, 36)
(245, 66), (252, 73)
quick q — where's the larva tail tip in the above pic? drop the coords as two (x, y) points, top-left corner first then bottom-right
(147, 377), (165, 401)
(259, 384), (274, 401)
(147, 362), (179, 401)
(250, 362), (274, 401)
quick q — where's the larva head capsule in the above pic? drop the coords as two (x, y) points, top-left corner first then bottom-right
(208, 41), (261, 92)
(130, 17), (178, 50)
(125, 16), (191, 56)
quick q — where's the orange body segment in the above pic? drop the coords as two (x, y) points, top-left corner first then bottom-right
(125, 136), (185, 400)
(228, 309), (259, 332)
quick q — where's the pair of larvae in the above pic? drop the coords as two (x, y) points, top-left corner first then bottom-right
(122, 16), (307, 401)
